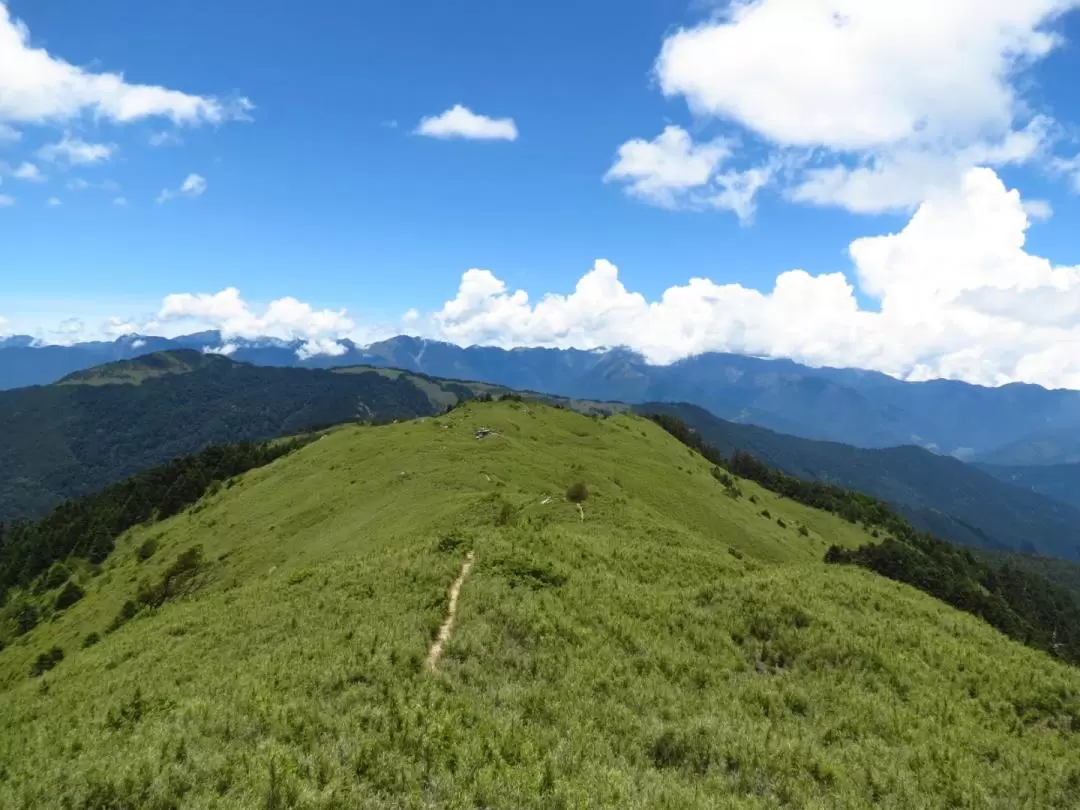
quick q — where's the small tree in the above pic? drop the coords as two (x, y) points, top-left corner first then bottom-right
(136, 537), (159, 562)
(566, 482), (589, 504)
(55, 581), (85, 611)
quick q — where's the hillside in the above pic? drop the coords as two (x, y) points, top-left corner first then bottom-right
(1, 402), (1078, 808)
(11, 333), (1080, 462)
(639, 403), (1080, 561)
(978, 461), (1080, 510)
(0, 352), (472, 522)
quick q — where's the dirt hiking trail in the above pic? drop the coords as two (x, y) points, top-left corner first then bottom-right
(426, 551), (475, 671)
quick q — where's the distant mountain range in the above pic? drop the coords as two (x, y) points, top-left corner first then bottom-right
(4, 349), (1080, 564)
(8, 331), (1080, 466)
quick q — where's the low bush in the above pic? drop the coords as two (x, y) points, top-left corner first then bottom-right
(566, 483), (589, 504)
(29, 647), (63, 678)
(54, 581), (85, 611)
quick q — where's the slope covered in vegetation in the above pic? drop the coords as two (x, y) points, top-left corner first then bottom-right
(640, 402), (1080, 561)
(645, 410), (1080, 665)
(1, 402), (1078, 808)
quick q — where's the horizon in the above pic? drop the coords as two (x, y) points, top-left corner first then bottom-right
(6, 328), (1072, 394)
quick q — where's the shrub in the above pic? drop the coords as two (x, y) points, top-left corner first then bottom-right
(437, 535), (466, 553)
(40, 563), (72, 593)
(82, 632), (101, 649)
(777, 518), (787, 529)
(566, 483), (589, 504)
(13, 603), (40, 636)
(109, 600), (140, 632)
(136, 546), (205, 609)
(798, 524), (810, 537)
(496, 500), (517, 527)
(54, 581), (85, 611)
(760, 509), (771, 519)
(136, 537), (159, 562)
(29, 647), (64, 678)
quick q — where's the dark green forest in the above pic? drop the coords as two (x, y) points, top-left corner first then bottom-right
(0, 439), (305, 609)
(647, 412), (1080, 667)
(0, 352), (441, 522)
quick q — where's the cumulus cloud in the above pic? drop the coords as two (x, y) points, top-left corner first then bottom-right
(0, 193), (13, 206)
(157, 173), (207, 203)
(37, 134), (115, 165)
(20, 169), (1080, 386)
(0, 315), (9, 335)
(612, 0), (1078, 215)
(432, 169), (1080, 388)
(153, 287), (355, 358)
(415, 105), (519, 141)
(0, 123), (19, 144)
(45, 196), (60, 206)
(604, 126), (783, 222)
(0, 2), (252, 126)
(113, 196), (127, 206)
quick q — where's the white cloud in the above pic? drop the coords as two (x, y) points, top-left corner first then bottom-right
(605, 126), (781, 222)
(1022, 199), (1053, 221)
(45, 196), (60, 206)
(37, 134), (115, 165)
(0, 2), (252, 126)
(0, 315), (8, 335)
(113, 196), (127, 206)
(429, 169), (1080, 389)
(149, 131), (184, 147)
(0, 193), (13, 206)
(657, 0), (1070, 149)
(415, 105), (519, 141)
(0, 123), (19, 144)
(157, 173), (207, 203)
(1054, 153), (1080, 192)
(11, 161), (43, 181)
(297, 338), (348, 360)
(613, 0), (1079, 215)
(153, 287), (355, 358)
(605, 126), (730, 203)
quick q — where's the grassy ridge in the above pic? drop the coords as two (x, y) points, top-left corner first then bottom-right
(0, 402), (1078, 807)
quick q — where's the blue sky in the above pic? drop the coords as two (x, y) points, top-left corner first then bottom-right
(5, 1), (1080, 388)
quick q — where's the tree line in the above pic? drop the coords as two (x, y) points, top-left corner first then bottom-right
(0, 439), (305, 602)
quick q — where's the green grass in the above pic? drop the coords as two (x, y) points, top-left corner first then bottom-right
(1, 402), (1078, 808)
(57, 351), (220, 387)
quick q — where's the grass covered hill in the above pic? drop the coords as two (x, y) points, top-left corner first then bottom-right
(1, 401), (1078, 808)
(0, 351), (498, 523)
(639, 402), (1080, 561)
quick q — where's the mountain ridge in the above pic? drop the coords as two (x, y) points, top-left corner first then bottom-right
(7, 333), (1080, 462)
